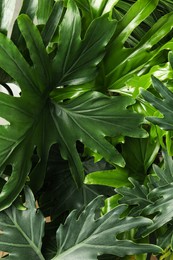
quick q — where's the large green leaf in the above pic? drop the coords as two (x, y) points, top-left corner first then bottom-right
(0, 186), (45, 260)
(0, 3), (146, 209)
(51, 196), (161, 259)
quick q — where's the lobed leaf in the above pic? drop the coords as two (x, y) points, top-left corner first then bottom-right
(52, 196), (161, 259)
(51, 92), (147, 186)
(141, 76), (173, 130)
(52, 0), (117, 85)
(105, 5), (173, 90)
(0, 187), (45, 260)
(0, 2), (146, 209)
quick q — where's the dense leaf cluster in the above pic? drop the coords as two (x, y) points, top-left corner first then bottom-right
(0, 0), (173, 259)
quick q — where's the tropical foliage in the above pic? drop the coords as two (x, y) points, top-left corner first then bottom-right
(0, 0), (173, 259)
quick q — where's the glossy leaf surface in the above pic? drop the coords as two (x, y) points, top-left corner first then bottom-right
(51, 92), (147, 186)
(52, 0), (117, 86)
(52, 197), (161, 259)
(0, 2), (146, 209)
(0, 187), (45, 259)
(84, 167), (130, 188)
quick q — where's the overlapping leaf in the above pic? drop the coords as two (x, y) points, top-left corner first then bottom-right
(39, 148), (114, 220)
(117, 152), (173, 237)
(140, 184), (173, 236)
(74, 0), (119, 18)
(117, 178), (150, 216)
(121, 136), (160, 181)
(0, 1), (146, 210)
(0, 187), (45, 260)
(141, 76), (173, 130)
(52, 196), (161, 259)
(51, 92), (147, 186)
(52, 0), (117, 86)
(104, 0), (173, 90)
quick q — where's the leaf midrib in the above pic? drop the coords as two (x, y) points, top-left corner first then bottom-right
(6, 211), (45, 260)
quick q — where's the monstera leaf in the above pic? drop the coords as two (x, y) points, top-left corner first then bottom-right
(51, 196), (161, 260)
(0, 186), (45, 260)
(0, 1), (146, 210)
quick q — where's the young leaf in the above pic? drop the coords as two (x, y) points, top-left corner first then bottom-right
(51, 196), (161, 259)
(84, 168), (130, 188)
(0, 186), (45, 260)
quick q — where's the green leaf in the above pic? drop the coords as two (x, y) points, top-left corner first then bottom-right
(121, 136), (160, 181)
(52, 0), (117, 85)
(0, 186), (45, 260)
(153, 150), (173, 185)
(74, 0), (119, 18)
(52, 197), (161, 259)
(39, 149), (114, 220)
(41, 1), (64, 46)
(0, 8), (145, 209)
(37, 0), (54, 24)
(138, 183), (173, 237)
(11, 0), (38, 45)
(51, 92), (147, 186)
(84, 167), (130, 188)
(113, 0), (159, 45)
(105, 6), (173, 90)
(17, 14), (52, 92)
(117, 153), (173, 237)
(125, 62), (172, 98)
(18, 14), (52, 92)
(141, 76), (173, 130)
(117, 178), (150, 216)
